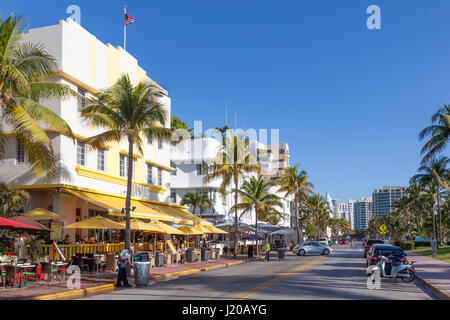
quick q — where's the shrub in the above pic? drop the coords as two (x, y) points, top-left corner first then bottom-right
(393, 241), (400, 247)
(398, 241), (414, 250)
(414, 241), (431, 247)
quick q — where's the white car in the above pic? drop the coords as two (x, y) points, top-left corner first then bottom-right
(293, 241), (333, 256)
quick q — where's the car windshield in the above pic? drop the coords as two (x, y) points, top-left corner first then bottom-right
(374, 248), (403, 257)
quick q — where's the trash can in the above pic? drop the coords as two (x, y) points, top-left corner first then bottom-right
(248, 245), (254, 258)
(278, 248), (286, 260)
(134, 261), (150, 287)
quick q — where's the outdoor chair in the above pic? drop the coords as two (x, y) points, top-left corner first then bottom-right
(22, 265), (39, 287)
(55, 260), (72, 282)
(164, 252), (172, 267)
(40, 262), (57, 284)
(5, 265), (26, 288)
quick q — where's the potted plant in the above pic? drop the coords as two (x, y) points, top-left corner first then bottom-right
(25, 236), (44, 263)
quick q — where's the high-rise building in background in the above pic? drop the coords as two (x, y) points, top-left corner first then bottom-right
(354, 197), (373, 231)
(347, 199), (356, 230)
(373, 186), (407, 218)
(332, 199), (340, 218)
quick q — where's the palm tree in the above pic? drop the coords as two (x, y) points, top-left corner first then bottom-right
(0, 182), (30, 217)
(212, 126), (230, 164)
(0, 15), (74, 177)
(420, 105), (450, 164)
(410, 156), (450, 244)
(306, 194), (330, 241)
(231, 176), (283, 255)
(203, 133), (260, 258)
(277, 165), (314, 243)
(82, 74), (171, 249)
(181, 191), (215, 218)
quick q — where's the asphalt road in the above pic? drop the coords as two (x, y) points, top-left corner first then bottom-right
(83, 244), (434, 300)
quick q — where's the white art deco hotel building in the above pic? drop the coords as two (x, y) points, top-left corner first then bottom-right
(0, 18), (207, 240)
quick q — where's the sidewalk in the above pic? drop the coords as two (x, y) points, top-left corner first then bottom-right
(0, 254), (264, 300)
(407, 251), (450, 300)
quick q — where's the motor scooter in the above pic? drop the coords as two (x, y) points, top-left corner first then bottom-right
(368, 255), (416, 283)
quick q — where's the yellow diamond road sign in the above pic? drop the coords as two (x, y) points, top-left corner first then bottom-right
(380, 224), (387, 232)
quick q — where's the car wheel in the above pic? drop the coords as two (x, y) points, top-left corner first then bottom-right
(323, 249), (330, 255)
(299, 249), (306, 256)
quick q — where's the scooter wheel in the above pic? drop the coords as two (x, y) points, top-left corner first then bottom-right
(399, 269), (415, 282)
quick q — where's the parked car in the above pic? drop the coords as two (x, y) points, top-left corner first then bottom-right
(340, 239), (349, 245)
(363, 239), (385, 258)
(366, 244), (407, 267)
(293, 241), (333, 256)
(330, 238), (339, 245)
(318, 237), (329, 246)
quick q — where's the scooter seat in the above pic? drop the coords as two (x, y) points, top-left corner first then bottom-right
(392, 261), (402, 267)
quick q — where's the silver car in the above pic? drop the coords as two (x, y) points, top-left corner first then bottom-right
(293, 241), (333, 256)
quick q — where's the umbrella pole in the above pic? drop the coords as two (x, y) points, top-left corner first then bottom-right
(97, 229), (99, 277)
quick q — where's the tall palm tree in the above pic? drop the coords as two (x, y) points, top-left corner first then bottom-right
(410, 156), (450, 244)
(204, 133), (260, 258)
(181, 191), (215, 218)
(82, 74), (171, 249)
(277, 165), (314, 243)
(231, 176), (283, 255)
(306, 194), (330, 241)
(0, 182), (30, 218)
(212, 126), (229, 164)
(0, 15), (74, 177)
(420, 105), (450, 164)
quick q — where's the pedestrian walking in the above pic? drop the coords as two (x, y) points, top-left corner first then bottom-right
(350, 238), (353, 247)
(116, 246), (133, 288)
(265, 241), (270, 261)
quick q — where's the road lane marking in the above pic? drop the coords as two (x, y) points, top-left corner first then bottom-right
(234, 256), (327, 300)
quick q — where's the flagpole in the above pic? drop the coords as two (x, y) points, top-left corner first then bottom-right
(123, 5), (127, 51)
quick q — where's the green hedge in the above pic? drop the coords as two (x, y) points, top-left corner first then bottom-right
(414, 241), (431, 247)
(397, 241), (414, 250)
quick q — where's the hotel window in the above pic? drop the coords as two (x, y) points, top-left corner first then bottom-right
(170, 161), (177, 176)
(280, 149), (285, 155)
(158, 136), (163, 150)
(120, 154), (127, 177)
(76, 141), (86, 166)
(97, 149), (106, 171)
(158, 168), (162, 186)
(147, 136), (153, 145)
(147, 164), (153, 185)
(16, 140), (25, 163)
(170, 190), (176, 204)
(77, 88), (86, 112)
(196, 162), (207, 176)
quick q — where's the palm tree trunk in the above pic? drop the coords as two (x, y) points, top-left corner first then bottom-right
(255, 205), (259, 256)
(437, 188), (442, 245)
(316, 209), (319, 241)
(295, 195), (300, 243)
(125, 138), (134, 250)
(234, 168), (238, 259)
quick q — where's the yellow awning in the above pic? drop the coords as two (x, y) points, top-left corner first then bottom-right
(64, 189), (174, 222)
(63, 188), (210, 225)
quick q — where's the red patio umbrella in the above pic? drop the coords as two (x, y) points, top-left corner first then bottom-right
(8, 215), (50, 231)
(0, 216), (39, 230)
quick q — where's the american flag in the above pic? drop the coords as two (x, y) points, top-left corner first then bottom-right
(125, 14), (135, 25)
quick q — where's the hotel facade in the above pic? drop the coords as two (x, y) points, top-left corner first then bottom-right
(0, 19), (208, 241)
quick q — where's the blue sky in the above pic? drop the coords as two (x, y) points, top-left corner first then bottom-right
(2, 0), (450, 202)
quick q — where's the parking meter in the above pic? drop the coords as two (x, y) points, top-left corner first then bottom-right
(431, 238), (438, 258)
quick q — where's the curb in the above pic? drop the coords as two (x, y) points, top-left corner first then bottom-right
(415, 274), (450, 300)
(30, 284), (115, 300)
